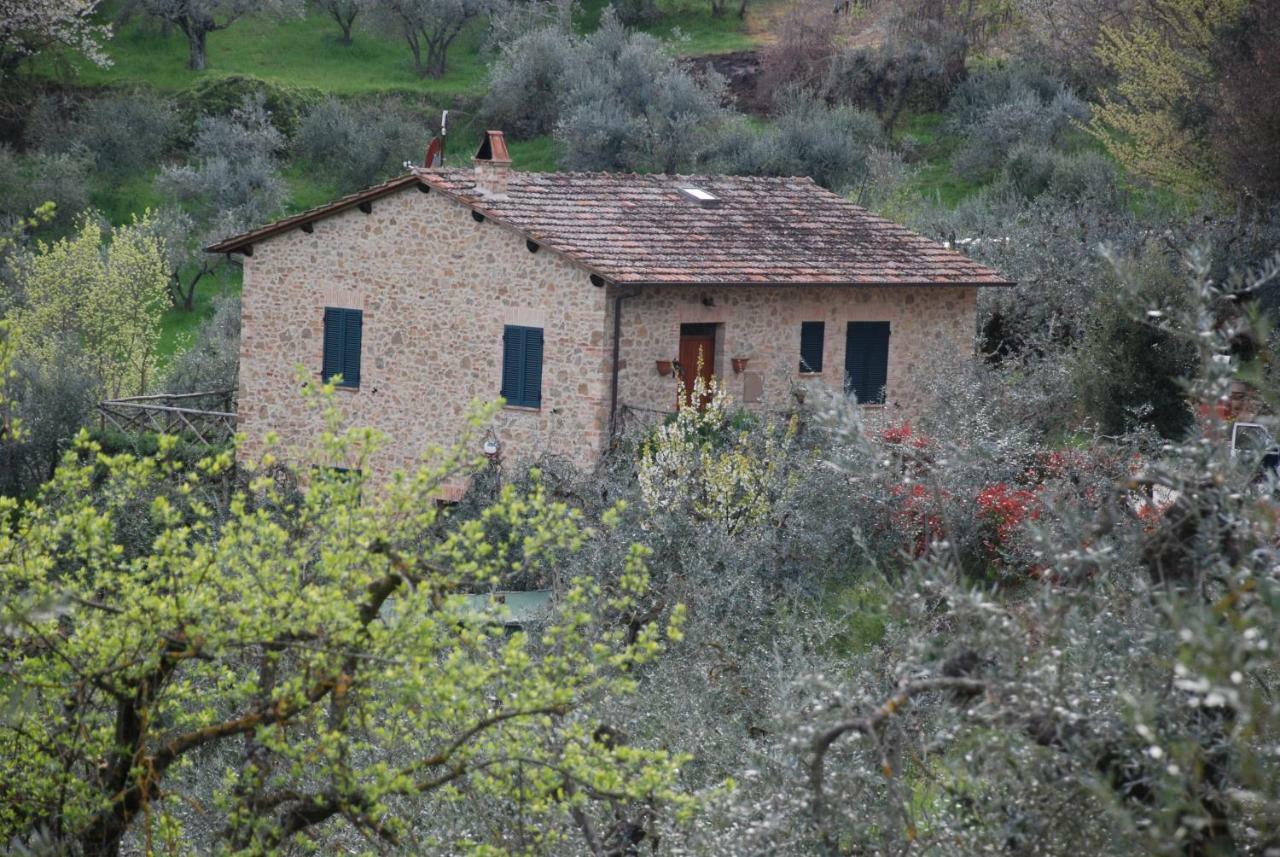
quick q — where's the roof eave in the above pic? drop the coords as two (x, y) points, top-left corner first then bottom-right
(612, 278), (1018, 288)
(204, 174), (424, 255)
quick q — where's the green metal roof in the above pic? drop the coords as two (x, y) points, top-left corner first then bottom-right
(463, 590), (555, 626)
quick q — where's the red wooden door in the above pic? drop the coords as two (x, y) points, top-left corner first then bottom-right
(677, 324), (716, 408)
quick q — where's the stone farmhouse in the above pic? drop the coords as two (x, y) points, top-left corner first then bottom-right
(210, 131), (1012, 490)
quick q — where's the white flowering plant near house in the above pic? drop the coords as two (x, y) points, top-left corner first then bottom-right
(637, 373), (798, 534)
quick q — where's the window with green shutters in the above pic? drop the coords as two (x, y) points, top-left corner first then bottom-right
(322, 307), (363, 388)
(844, 321), (890, 404)
(799, 321), (825, 373)
(501, 325), (543, 408)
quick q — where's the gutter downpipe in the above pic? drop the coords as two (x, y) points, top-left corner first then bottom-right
(608, 284), (637, 440)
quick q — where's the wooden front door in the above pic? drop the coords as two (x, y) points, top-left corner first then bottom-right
(677, 323), (717, 407)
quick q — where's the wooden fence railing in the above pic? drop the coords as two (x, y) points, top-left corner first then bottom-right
(98, 390), (237, 449)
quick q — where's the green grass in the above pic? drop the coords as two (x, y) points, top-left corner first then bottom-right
(821, 579), (890, 655)
(506, 136), (562, 172)
(157, 268), (241, 363)
(643, 6), (761, 55)
(42, 0), (768, 108)
(577, 0), (769, 54)
(88, 169), (166, 225)
(282, 162), (343, 212)
(894, 112), (986, 209)
(46, 6), (493, 100)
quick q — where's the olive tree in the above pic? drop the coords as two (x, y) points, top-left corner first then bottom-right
(714, 96), (885, 192)
(294, 96), (424, 193)
(0, 395), (692, 855)
(482, 11), (725, 171)
(122, 0), (302, 70)
(320, 0), (362, 45)
(156, 95), (287, 310)
(372, 0), (496, 77)
(555, 11), (725, 173)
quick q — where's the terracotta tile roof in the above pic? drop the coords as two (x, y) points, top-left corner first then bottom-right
(415, 169), (1012, 286)
(209, 168), (1013, 287)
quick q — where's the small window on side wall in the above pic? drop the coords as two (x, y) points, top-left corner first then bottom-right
(800, 321), (825, 373)
(501, 325), (543, 408)
(322, 307), (363, 388)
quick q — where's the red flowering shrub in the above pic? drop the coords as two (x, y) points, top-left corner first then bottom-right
(880, 421), (930, 449)
(976, 482), (1042, 570)
(886, 482), (947, 557)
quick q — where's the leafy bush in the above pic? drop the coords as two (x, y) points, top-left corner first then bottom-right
(482, 11), (724, 171)
(178, 74), (321, 139)
(946, 65), (1090, 180)
(0, 145), (91, 229)
(10, 213), (170, 401)
(162, 293), (241, 394)
(714, 96), (884, 192)
(78, 91), (181, 176)
(998, 144), (1123, 204)
(481, 25), (573, 139)
(28, 91), (180, 178)
(295, 96), (424, 193)
(0, 347), (96, 498)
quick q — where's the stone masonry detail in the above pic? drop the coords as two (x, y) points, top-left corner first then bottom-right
(238, 186), (611, 485)
(613, 285), (978, 429)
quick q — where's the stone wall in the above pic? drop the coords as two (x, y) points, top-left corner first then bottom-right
(612, 284), (978, 429)
(239, 181), (982, 484)
(237, 185), (611, 489)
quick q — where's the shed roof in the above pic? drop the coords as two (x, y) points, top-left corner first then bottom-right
(208, 168), (1013, 287)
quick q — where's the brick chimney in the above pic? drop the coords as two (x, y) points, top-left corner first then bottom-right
(473, 130), (511, 196)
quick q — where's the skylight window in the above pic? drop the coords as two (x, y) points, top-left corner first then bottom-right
(678, 187), (720, 207)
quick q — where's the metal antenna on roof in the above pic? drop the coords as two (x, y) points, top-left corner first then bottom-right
(440, 110), (448, 167)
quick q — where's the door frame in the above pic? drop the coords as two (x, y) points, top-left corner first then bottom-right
(677, 322), (719, 407)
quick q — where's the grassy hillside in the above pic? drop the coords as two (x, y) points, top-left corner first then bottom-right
(45, 0), (764, 102)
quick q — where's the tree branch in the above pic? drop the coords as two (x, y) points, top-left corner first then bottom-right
(808, 677), (987, 855)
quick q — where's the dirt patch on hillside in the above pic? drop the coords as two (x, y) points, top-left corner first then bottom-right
(682, 50), (767, 115)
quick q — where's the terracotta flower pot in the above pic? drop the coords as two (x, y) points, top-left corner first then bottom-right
(731, 357), (749, 374)
(656, 360), (674, 377)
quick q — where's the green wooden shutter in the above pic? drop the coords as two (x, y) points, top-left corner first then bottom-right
(322, 307), (344, 384)
(845, 322), (890, 404)
(501, 326), (523, 404)
(800, 321), (825, 373)
(343, 309), (362, 388)
(322, 308), (362, 388)
(502, 325), (544, 408)
(522, 327), (543, 407)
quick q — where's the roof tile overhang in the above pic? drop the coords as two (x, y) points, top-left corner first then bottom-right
(205, 174), (424, 254)
(206, 168), (1016, 288)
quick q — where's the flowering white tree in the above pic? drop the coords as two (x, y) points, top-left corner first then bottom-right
(637, 373), (797, 534)
(0, 0), (110, 79)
